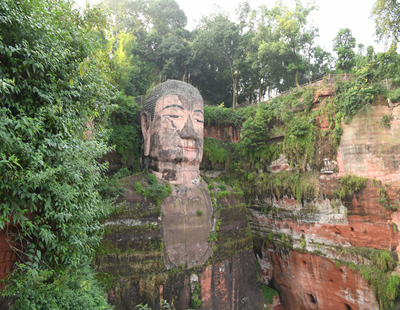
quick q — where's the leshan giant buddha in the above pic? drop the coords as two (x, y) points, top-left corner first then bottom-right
(141, 80), (212, 268)
(141, 80), (204, 184)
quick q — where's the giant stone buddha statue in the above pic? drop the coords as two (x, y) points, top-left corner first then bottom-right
(141, 80), (212, 268)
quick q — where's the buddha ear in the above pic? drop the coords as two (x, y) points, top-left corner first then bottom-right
(141, 112), (151, 156)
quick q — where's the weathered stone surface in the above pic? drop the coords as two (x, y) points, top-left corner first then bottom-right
(96, 175), (265, 309)
(141, 80), (204, 184)
(268, 154), (290, 173)
(257, 243), (378, 310)
(162, 182), (213, 268)
(337, 105), (400, 182)
(200, 250), (265, 310)
(204, 125), (240, 142)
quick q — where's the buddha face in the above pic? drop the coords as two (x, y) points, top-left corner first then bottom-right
(141, 94), (204, 183)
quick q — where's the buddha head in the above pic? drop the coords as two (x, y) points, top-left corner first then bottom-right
(140, 80), (204, 184)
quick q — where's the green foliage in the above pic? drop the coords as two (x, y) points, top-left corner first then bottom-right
(216, 190), (230, 199)
(339, 174), (368, 199)
(335, 247), (399, 310)
(380, 114), (392, 128)
(136, 299), (193, 310)
(388, 87), (400, 102)
(133, 176), (172, 208)
(283, 117), (315, 169)
(371, 0), (400, 47)
(0, 0), (116, 272)
(1, 262), (112, 310)
(197, 209), (203, 216)
(203, 138), (229, 168)
(216, 220), (222, 232)
(208, 231), (217, 243)
(113, 167), (132, 179)
(166, 182), (173, 195)
(143, 184), (169, 207)
(134, 182), (144, 194)
(261, 284), (278, 304)
(203, 105), (256, 127)
(333, 28), (356, 73)
(148, 173), (158, 185)
(217, 184), (227, 191)
(377, 186), (399, 210)
(241, 104), (270, 147)
(301, 238), (306, 250)
(334, 79), (385, 121)
(98, 176), (126, 199)
(207, 181), (215, 191)
(106, 94), (142, 172)
(249, 170), (319, 203)
(190, 281), (202, 309)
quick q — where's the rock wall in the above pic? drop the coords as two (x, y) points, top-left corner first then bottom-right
(95, 173), (265, 309)
(257, 243), (378, 310)
(204, 125), (240, 142)
(337, 105), (400, 182)
(246, 101), (400, 309)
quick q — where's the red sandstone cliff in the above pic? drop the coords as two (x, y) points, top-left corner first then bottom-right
(246, 97), (400, 309)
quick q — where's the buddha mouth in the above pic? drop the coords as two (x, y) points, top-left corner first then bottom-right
(180, 146), (197, 151)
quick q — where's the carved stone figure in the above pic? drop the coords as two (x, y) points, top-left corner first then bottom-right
(141, 80), (204, 184)
(141, 80), (212, 268)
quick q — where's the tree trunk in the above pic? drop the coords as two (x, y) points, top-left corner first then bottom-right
(294, 48), (300, 88)
(232, 77), (237, 110)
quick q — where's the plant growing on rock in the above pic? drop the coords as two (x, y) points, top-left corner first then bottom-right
(0, 0), (116, 286)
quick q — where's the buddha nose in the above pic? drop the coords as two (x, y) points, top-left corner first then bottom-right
(180, 115), (197, 140)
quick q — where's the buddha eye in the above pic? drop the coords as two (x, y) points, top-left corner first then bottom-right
(195, 119), (204, 124)
(167, 115), (182, 119)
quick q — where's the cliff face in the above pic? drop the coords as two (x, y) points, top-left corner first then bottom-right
(94, 88), (400, 309)
(204, 125), (240, 142)
(337, 105), (400, 182)
(247, 100), (400, 309)
(95, 174), (265, 310)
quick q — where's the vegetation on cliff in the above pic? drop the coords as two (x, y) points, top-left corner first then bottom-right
(0, 0), (115, 306)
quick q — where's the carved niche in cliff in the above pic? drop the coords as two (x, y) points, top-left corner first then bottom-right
(141, 80), (212, 268)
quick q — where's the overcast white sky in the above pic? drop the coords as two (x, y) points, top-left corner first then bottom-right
(77, 0), (386, 55)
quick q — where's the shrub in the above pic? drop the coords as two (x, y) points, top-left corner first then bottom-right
(134, 182), (144, 195)
(217, 184), (227, 191)
(339, 174), (368, 199)
(0, 0), (116, 272)
(197, 210), (203, 216)
(216, 190), (230, 199)
(1, 262), (112, 310)
(261, 284), (278, 304)
(148, 173), (158, 185)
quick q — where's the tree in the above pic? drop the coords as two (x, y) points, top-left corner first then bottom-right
(303, 26), (319, 84)
(274, 1), (316, 88)
(193, 11), (248, 109)
(311, 46), (332, 79)
(371, 0), (400, 48)
(0, 0), (115, 273)
(333, 28), (356, 73)
(155, 29), (193, 80)
(147, 0), (187, 35)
